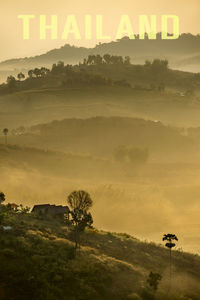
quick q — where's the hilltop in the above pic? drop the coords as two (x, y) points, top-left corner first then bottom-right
(0, 211), (200, 300)
(0, 34), (200, 75)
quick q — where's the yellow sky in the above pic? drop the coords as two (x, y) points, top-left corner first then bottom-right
(0, 0), (199, 61)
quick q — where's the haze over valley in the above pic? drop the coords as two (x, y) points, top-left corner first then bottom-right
(1, 53), (200, 257)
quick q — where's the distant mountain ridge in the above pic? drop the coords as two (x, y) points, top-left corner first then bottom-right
(0, 33), (200, 74)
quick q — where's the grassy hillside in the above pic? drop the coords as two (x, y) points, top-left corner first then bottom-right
(0, 211), (200, 300)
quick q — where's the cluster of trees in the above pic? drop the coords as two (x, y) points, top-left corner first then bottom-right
(4, 60), (123, 90)
(2, 56), (172, 94)
(6, 67), (50, 87)
(27, 67), (50, 78)
(113, 145), (149, 165)
(5, 54), (131, 86)
(144, 59), (169, 73)
(83, 54), (131, 65)
(0, 192), (30, 224)
(51, 61), (72, 75)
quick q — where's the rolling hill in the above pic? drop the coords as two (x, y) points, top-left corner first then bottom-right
(0, 33), (200, 83)
(0, 212), (200, 300)
(6, 116), (198, 162)
(0, 57), (200, 130)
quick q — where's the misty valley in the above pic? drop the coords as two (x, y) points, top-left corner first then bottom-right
(0, 48), (200, 299)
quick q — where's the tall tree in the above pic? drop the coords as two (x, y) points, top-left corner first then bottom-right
(67, 190), (93, 249)
(163, 233), (178, 289)
(3, 128), (8, 145)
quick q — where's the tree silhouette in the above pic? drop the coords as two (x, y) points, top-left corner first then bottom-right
(40, 67), (50, 77)
(86, 55), (96, 65)
(3, 128), (8, 145)
(163, 233), (178, 289)
(147, 272), (162, 291)
(67, 190), (93, 249)
(103, 54), (111, 64)
(0, 192), (5, 205)
(28, 70), (34, 78)
(17, 72), (25, 81)
(85, 54), (128, 66)
(124, 56), (131, 65)
(33, 68), (41, 78)
(7, 76), (16, 89)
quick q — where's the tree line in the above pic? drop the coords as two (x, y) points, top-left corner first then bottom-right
(3, 56), (170, 91)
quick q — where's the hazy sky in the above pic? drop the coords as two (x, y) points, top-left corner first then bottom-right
(0, 0), (199, 61)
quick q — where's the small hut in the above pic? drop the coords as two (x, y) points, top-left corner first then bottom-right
(32, 204), (69, 219)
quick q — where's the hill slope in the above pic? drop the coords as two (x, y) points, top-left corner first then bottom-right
(0, 212), (200, 300)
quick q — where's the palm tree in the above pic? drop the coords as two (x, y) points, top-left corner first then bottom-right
(3, 128), (8, 145)
(163, 233), (178, 289)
